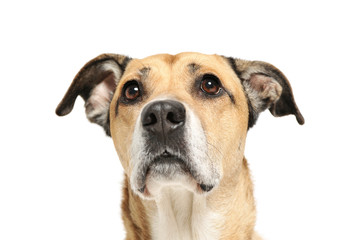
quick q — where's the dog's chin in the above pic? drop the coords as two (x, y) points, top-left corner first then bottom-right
(136, 155), (214, 199)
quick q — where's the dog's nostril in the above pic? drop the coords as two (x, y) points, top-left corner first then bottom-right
(167, 111), (185, 124)
(167, 112), (176, 123)
(143, 113), (157, 126)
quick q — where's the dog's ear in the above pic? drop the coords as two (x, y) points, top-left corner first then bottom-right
(227, 57), (304, 128)
(56, 54), (131, 136)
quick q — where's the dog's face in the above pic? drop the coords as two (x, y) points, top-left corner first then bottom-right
(56, 52), (304, 199)
(110, 53), (250, 198)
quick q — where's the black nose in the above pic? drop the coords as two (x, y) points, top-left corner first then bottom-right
(141, 100), (186, 136)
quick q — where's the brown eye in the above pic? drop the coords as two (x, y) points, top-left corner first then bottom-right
(124, 81), (140, 101)
(200, 75), (221, 95)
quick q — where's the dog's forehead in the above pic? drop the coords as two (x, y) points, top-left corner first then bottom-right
(126, 52), (231, 75)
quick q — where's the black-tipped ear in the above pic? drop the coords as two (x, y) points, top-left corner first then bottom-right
(56, 54), (131, 136)
(227, 57), (304, 128)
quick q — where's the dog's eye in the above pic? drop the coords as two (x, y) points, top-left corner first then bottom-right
(200, 75), (221, 95)
(123, 81), (141, 101)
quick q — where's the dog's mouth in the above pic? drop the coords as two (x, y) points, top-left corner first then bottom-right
(137, 151), (214, 195)
(147, 152), (190, 176)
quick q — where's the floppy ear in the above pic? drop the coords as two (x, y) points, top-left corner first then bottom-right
(227, 57), (304, 128)
(56, 54), (131, 136)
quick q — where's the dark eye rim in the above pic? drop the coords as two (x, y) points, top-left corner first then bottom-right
(199, 74), (223, 96)
(121, 80), (143, 103)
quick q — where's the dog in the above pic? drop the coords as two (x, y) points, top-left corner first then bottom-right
(56, 52), (304, 240)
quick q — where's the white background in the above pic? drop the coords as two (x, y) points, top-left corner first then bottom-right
(1, 0), (360, 239)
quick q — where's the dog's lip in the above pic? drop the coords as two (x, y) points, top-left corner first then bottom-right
(137, 151), (214, 194)
(146, 152), (190, 175)
(151, 152), (187, 166)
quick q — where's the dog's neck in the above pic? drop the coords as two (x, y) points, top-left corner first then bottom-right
(122, 158), (258, 240)
(150, 187), (220, 240)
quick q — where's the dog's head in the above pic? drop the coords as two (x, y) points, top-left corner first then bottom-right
(56, 53), (304, 199)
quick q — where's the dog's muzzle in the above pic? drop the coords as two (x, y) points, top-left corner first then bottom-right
(130, 99), (220, 197)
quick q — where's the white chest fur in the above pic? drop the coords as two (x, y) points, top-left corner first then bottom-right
(150, 187), (221, 240)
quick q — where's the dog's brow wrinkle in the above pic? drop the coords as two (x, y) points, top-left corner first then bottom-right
(188, 63), (201, 74)
(137, 67), (150, 79)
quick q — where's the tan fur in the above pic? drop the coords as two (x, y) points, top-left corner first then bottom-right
(208, 158), (257, 240)
(110, 53), (259, 239)
(121, 176), (151, 240)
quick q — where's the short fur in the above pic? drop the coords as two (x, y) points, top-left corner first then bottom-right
(56, 52), (303, 240)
